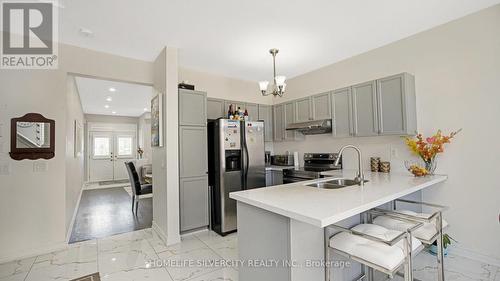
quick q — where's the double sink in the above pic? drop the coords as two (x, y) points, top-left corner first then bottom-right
(306, 178), (368, 189)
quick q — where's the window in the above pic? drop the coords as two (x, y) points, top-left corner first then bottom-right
(117, 137), (133, 156)
(93, 137), (110, 157)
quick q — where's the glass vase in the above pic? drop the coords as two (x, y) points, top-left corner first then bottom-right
(423, 157), (437, 175)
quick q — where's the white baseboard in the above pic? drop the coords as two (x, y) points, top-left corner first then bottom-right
(66, 185), (84, 242)
(84, 182), (130, 190)
(152, 221), (169, 245)
(451, 245), (500, 267)
(152, 221), (181, 246)
(0, 241), (67, 264)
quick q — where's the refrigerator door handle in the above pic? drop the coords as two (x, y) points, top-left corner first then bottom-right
(243, 137), (249, 190)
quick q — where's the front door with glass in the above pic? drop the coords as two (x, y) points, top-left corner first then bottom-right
(89, 131), (136, 182)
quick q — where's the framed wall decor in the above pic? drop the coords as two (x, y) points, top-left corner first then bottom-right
(74, 119), (83, 158)
(10, 113), (55, 160)
(151, 91), (163, 147)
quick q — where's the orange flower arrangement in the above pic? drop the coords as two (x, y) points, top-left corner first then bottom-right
(404, 129), (461, 176)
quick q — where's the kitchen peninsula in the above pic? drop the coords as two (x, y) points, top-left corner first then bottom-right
(229, 170), (447, 281)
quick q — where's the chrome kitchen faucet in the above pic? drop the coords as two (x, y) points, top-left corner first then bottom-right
(334, 145), (365, 186)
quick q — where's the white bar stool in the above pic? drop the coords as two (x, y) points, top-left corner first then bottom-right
(370, 199), (449, 281)
(325, 221), (424, 281)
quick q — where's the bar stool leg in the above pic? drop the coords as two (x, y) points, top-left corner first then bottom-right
(404, 232), (413, 281)
(325, 228), (331, 281)
(365, 212), (375, 281)
(436, 212), (445, 281)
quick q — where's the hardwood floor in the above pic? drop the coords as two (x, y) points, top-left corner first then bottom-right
(69, 187), (152, 243)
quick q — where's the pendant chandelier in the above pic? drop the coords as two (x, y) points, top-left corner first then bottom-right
(259, 48), (286, 97)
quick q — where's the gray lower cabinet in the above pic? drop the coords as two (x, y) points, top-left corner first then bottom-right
(272, 171), (283, 185)
(180, 176), (209, 232)
(376, 73), (417, 135)
(295, 97), (312, 122)
(245, 103), (259, 121)
(331, 88), (353, 138)
(258, 105), (273, 142)
(265, 171), (272, 186)
(207, 98), (225, 119)
(312, 92), (332, 120)
(179, 89), (207, 126)
(265, 170), (283, 186)
(179, 126), (208, 178)
(351, 80), (379, 136)
(273, 104), (284, 142)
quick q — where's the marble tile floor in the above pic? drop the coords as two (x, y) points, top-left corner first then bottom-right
(0, 228), (497, 281)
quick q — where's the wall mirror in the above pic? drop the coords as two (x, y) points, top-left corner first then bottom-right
(10, 113), (55, 160)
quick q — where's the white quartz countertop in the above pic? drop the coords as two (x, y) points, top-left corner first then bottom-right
(230, 170), (447, 228)
(265, 165), (295, 171)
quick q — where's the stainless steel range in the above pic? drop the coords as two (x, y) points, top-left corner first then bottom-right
(282, 153), (342, 183)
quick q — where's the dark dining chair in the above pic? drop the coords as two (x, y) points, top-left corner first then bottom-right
(125, 161), (152, 214)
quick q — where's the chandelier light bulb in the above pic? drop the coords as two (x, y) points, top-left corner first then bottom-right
(259, 81), (269, 91)
(274, 75), (286, 87)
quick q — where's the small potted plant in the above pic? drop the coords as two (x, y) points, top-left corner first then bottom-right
(137, 147), (144, 159)
(429, 233), (457, 256)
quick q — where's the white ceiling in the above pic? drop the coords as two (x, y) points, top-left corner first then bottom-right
(60, 0), (500, 81)
(75, 77), (153, 117)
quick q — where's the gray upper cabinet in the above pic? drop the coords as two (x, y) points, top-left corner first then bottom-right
(284, 102), (296, 140)
(245, 103), (259, 121)
(180, 176), (209, 232)
(295, 97), (312, 122)
(331, 88), (352, 138)
(179, 89), (207, 126)
(258, 105), (273, 142)
(179, 126), (208, 178)
(351, 81), (378, 136)
(376, 73), (417, 135)
(207, 98), (225, 120)
(312, 92), (332, 120)
(273, 104), (284, 142)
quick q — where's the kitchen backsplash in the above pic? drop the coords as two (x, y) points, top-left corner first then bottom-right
(273, 134), (412, 172)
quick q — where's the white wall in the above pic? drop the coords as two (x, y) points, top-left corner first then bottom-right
(138, 112), (152, 162)
(152, 47), (181, 245)
(274, 5), (500, 260)
(179, 67), (274, 105)
(65, 76), (85, 236)
(0, 67), (67, 262)
(85, 114), (140, 124)
(0, 39), (154, 262)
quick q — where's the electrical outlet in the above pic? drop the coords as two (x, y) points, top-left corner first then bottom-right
(0, 162), (10, 176)
(390, 146), (399, 159)
(33, 161), (48, 172)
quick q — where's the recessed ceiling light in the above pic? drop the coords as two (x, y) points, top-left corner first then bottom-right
(112, 111), (117, 114)
(109, 87), (116, 92)
(106, 96), (112, 102)
(104, 105), (110, 109)
(144, 108), (148, 111)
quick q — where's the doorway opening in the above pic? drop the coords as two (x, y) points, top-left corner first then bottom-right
(68, 74), (155, 243)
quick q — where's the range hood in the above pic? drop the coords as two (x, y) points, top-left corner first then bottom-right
(286, 119), (332, 135)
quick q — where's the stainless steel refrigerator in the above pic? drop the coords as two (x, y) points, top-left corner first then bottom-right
(207, 119), (266, 235)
